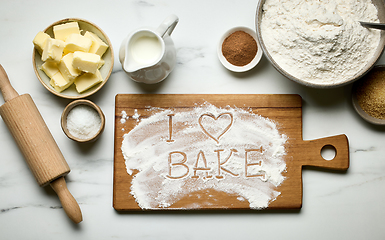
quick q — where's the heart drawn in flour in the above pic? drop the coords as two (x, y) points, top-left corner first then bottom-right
(198, 112), (233, 143)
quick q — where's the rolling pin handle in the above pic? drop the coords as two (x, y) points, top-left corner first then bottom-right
(0, 64), (19, 102)
(50, 177), (83, 224)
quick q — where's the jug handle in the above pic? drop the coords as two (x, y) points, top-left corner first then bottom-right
(157, 14), (179, 38)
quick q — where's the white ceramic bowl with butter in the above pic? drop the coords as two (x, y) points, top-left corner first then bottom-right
(255, 0), (385, 88)
(33, 18), (114, 99)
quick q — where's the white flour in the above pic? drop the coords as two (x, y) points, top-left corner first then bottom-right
(121, 103), (287, 209)
(132, 109), (141, 122)
(120, 110), (129, 124)
(261, 0), (381, 85)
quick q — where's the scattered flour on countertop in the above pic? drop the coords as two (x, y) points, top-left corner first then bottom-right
(261, 0), (381, 85)
(121, 103), (288, 209)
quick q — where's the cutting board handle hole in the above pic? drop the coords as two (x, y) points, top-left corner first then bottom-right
(320, 145), (336, 161)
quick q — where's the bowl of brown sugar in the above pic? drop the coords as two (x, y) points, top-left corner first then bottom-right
(218, 27), (263, 72)
(352, 65), (385, 125)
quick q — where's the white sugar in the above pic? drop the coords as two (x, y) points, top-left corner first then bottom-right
(66, 105), (101, 140)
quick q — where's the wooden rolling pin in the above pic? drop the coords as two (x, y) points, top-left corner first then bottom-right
(0, 64), (82, 224)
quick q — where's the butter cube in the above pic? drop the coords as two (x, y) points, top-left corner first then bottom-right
(50, 71), (74, 92)
(72, 51), (102, 74)
(84, 31), (108, 56)
(53, 22), (80, 41)
(74, 69), (103, 93)
(33, 31), (50, 54)
(41, 61), (59, 78)
(98, 59), (105, 69)
(64, 33), (92, 54)
(58, 53), (81, 81)
(41, 38), (65, 63)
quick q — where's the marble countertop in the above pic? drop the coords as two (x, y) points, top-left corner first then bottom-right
(1, 0), (385, 239)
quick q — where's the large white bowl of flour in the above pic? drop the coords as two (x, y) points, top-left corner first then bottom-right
(256, 0), (385, 88)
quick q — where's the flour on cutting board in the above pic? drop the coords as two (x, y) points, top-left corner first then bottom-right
(120, 103), (287, 209)
(120, 111), (129, 124)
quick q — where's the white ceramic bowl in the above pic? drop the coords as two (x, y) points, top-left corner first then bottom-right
(61, 99), (105, 143)
(255, 0), (385, 88)
(352, 65), (385, 125)
(218, 27), (263, 72)
(33, 18), (114, 99)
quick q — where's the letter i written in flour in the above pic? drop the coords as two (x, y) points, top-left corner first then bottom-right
(166, 114), (175, 142)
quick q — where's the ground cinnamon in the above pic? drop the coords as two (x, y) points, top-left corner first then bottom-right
(355, 68), (385, 120)
(222, 31), (257, 66)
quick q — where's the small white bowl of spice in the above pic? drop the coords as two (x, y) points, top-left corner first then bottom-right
(218, 26), (263, 72)
(352, 65), (385, 125)
(61, 99), (105, 143)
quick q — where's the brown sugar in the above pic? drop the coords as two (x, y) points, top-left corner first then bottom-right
(222, 31), (257, 66)
(355, 68), (385, 120)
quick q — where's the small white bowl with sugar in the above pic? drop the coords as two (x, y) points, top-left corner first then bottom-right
(61, 99), (105, 143)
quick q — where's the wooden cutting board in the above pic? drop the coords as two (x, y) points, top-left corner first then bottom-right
(113, 94), (349, 211)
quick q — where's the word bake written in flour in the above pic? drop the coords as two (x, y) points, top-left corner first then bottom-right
(165, 112), (265, 180)
(166, 148), (266, 180)
(121, 103), (287, 209)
